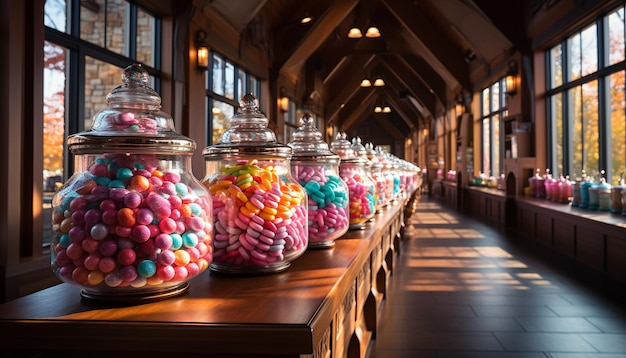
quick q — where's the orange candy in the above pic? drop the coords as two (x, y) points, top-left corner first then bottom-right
(117, 207), (136, 227)
(130, 175), (150, 192)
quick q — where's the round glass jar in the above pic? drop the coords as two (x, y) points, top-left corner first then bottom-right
(202, 94), (307, 273)
(51, 64), (213, 303)
(288, 114), (349, 249)
(331, 133), (375, 230)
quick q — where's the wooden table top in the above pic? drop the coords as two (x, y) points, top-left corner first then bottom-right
(0, 200), (404, 356)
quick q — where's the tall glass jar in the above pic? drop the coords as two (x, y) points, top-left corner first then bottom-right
(351, 136), (378, 220)
(288, 114), (349, 249)
(611, 178), (626, 214)
(365, 142), (387, 212)
(580, 174), (593, 209)
(202, 95), (307, 273)
(51, 64), (213, 303)
(331, 133), (375, 230)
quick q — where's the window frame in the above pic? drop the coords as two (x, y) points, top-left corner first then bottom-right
(206, 50), (260, 146)
(479, 78), (508, 178)
(545, 4), (626, 182)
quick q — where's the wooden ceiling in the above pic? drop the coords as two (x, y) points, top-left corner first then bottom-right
(199, 0), (525, 137)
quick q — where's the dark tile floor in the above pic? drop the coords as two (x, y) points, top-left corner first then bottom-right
(366, 195), (626, 358)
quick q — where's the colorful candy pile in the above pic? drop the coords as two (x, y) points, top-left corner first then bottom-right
(205, 160), (308, 268)
(293, 165), (349, 246)
(339, 164), (376, 228)
(51, 153), (213, 290)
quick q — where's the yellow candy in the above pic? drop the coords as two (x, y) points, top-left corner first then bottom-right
(240, 205), (255, 218)
(245, 201), (261, 214)
(259, 212), (276, 221)
(261, 207), (278, 216)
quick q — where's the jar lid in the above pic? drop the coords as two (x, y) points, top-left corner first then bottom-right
(68, 63), (195, 153)
(364, 142), (383, 169)
(203, 94), (291, 158)
(331, 132), (363, 164)
(288, 113), (339, 161)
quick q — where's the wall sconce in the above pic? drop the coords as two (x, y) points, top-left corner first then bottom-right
(505, 59), (518, 96)
(195, 30), (209, 72)
(279, 96), (289, 112)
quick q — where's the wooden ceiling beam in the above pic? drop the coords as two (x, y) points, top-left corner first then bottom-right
(382, 0), (471, 92)
(279, 0), (360, 81)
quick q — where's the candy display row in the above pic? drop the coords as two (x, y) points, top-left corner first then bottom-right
(204, 160), (308, 272)
(51, 153), (213, 293)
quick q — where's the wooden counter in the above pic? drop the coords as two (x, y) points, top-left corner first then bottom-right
(0, 197), (409, 358)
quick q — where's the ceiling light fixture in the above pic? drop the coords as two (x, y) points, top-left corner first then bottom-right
(373, 77), (385, 87)
(360, 79), (372, 87)
(365, 25), (381, 38)
(348, 26), (363, 38)
(301, 13), (312, 24)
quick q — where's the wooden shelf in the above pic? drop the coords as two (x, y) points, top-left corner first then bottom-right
(0, 195), (411, 358)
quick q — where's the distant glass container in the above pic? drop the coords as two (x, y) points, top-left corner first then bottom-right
(351, 136), (378, 220)
(331, 132), (375, 230)
(597, 177), (612, 211)
(571, 172), (585, 207)
(611, 178), (626, 214)
(51, 64), (213, 303)
(580, 175), (593, 209)
(365, 142), (387, 212)
(288, 114), (349, 249)
(557, 175), (572, 204)
(202, 94), (307, 274)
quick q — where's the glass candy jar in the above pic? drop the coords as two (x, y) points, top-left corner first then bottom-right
(365, 142), (387, 212)
(288, 114), (349, 249)
(51, 64), (213, 303)
(331, 133), (375, 230)
(351, 137), (378, 220)
(202, 94), (307, 273)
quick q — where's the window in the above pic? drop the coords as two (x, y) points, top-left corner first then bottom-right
(546, 5), (625, 182)
(480, 79), (508, 177)
(207, 51), (260, 145)
(43, 0), (160, 247)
